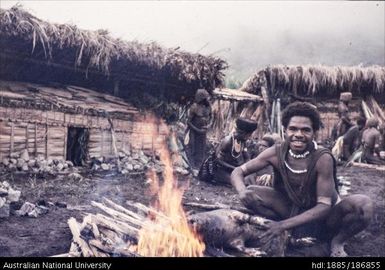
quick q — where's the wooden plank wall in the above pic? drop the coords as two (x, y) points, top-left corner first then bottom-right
(88, 116), (168, 158)
(0, 106), (169, 160)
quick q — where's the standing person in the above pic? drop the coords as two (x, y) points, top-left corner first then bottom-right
(379, 123), (385, 151)
(341, 117), (366, 161)
(213, 117), (258, 185)
(186, 89), (212, 169)
(361, 117), (385, 165)
(333, 92), (353, 140)
(231, 102), (373, 257)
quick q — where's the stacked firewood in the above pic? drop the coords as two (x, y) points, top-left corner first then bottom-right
(65, 197), (177, 257)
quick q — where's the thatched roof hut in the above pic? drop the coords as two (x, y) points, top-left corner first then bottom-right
(0, 5), (229, 166)
(240, 65), (385, 102)
(239, 65), (385, 142)
(0, 5), (227, 103)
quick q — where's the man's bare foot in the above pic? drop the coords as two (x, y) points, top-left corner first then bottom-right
(330, 242), (348, 257)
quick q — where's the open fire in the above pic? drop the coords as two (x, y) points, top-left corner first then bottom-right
(136, 121), (205, 257)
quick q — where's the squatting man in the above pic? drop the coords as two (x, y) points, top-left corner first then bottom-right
(231, 102), (373, 257)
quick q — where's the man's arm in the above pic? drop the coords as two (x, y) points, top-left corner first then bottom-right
(231, 146), (275, 194)
(215, 136), (236, 170)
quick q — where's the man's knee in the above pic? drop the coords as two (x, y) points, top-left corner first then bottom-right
(342, 194), (374, 222)
(355, 195), (374, 223)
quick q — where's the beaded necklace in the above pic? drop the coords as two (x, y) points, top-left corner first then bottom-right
(231, 134), (243, 159)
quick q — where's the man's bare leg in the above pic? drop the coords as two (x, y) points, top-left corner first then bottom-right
(245, 185), (292, 220)
(326, 194), (373, 257)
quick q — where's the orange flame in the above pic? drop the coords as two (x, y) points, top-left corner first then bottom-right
(137, 118), (205, 257)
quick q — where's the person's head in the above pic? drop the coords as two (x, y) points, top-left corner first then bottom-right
(257, 134), (275, 153)
(366, 117), (379, 129)
(340, 92), (352, 104)
(356, 117), (366, 130)
(379, 123), (385, 134)
(234, 118), (258, 141)
(195, 89), (210, 104)
(281, 102), (321, 153)
(270, 133), (282, 144)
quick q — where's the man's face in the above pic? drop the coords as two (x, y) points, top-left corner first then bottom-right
(257, 140), (269, 154)
(236, 131), (252, 141)
(285, 116), (315, 153)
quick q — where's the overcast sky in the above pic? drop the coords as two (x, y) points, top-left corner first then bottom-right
(1, 1), (384, 81)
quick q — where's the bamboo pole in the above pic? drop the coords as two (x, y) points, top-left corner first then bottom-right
(63, 127), (67, 160)
(277, 98), (282, 139)
(351, 162), (385, 171)
(10, 122), (14, 156)
(45, 124), (49, 159)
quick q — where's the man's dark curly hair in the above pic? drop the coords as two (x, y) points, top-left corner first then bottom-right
(281, 102), (321, 131)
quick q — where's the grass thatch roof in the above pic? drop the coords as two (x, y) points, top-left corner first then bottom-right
(0, 5), (227, 95)
(240, 65), (385, 101)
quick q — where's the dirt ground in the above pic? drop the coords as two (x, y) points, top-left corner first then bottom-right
(0, 166), (384, 257)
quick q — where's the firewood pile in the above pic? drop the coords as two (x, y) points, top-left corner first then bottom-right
(0, 181), (21, 218)
(1, 149), (74, 174)
(65, 197), (176, 257)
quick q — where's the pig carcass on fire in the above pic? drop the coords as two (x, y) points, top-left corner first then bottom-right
(188, 209), (288, 257)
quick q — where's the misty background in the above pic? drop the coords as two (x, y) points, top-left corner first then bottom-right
(1, 1), (384, 86)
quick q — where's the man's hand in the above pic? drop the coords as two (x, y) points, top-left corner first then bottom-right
(259, 220), (286, 245)
(239, 188), (263, 210)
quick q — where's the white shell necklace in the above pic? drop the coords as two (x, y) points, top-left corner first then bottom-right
(231, 134), (242, 158)
(285, 140), (318, 174)
(284, 161), (307, 174)
(289, 149), (310, 159)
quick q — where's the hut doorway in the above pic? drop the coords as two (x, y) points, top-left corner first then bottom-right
(66, 127), (89, 166)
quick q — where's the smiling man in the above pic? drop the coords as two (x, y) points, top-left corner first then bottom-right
(231, 102), (373, 257)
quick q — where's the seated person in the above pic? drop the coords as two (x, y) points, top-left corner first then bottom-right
(231, 102), (373, 257)
(341, 117), (366, 161)
(213, 117), (258, 185)
(361, 117), (385, 165)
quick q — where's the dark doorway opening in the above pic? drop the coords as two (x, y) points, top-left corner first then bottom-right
(66, 127), (89, 166)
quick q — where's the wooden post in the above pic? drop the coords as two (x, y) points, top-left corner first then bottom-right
(113, 79), (120, 97)
(64, 126), (68, 161)
(45, 124), (49, 159)
(34, 124), (37, 158)
(101, 130), (104, 157)
(10, 122), (14, 156)
(25, 125), (28, 153)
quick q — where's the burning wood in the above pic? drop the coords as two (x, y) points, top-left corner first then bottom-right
(135, 120), (206, 257)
